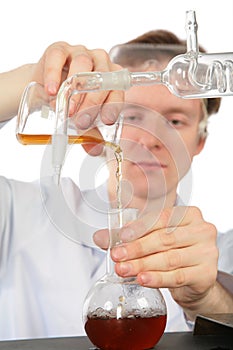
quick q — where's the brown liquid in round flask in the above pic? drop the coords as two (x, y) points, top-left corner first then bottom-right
(83, 208), (167, 350)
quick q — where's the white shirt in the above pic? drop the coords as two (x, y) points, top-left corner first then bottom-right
(0, 175), (232, 340)
(217, 230), (233, 274)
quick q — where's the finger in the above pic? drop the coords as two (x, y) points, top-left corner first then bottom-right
(113, 239), (217, 276)
(75, 91), (124, 128)
(100, 94), (125, 125)
(136, 263), (217, 290)
(68, 49), (94, 75)
(78, 127), (104, 156)
(164, 206), (204, 232)
(93, 229), (109, 249)
(119, 206), (205, 242)
(114, 247), (189, 274)
(91, 48), (119, 71)
(73, 50), (124, 126)
(42, 43), (95, 96)
(113, 221), (217, 261)
(41, 44), (124, 126)
(71, 48), (112, 117)
(64, 50), (96, 111)
(56, 46), (97, 115)
(42, 42), (73, 95)
(99, 63), (125, 125)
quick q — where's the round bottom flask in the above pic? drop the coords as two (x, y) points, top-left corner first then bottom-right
(83, 208), (167, 350)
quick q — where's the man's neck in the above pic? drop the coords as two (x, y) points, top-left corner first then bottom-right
(107, 180), (177, 214)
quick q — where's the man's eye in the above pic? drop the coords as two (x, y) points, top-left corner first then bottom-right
(124, 115), (141, 123)
(168, 119), (183, 126)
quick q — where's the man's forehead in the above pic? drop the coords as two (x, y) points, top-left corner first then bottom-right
(109, 43), (186, 69)
(123, 89), (202, 120)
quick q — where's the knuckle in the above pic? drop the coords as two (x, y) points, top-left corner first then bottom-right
(200, 221), (217, 240)
(131, 240), (144, 258)
(155, 272), (164, 286)
(206, 222), (217, 237)
(189, 206), (202, 217)
(112, 63), (124, 71)
(74, 44), (88, 51)
(174, 269), (186, 286)
(73, 52), (93, 66)
(165, 250), (181, 269)
(160, 208), (172, 227)
(47, 41), (69, 50)
(92, 48), (110, 60)
(136, 257), (146, 273)
(45, 44), (68, 62)
(159, 230), (176, 247)
(196, 266), (217, 294)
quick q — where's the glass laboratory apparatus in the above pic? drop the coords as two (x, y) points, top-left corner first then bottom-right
(83, 208), (167, 350)
(16, 81), (123, 184)
(16, 10), (233, 184)
(109, 9), (233, 98)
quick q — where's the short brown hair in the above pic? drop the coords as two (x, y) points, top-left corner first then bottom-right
(125, 29), (221, 116)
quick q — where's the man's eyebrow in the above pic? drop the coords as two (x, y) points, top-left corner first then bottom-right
(122, 105), (155, 114)
(162, 107), (197, 119)
(122, 105), (144, 112)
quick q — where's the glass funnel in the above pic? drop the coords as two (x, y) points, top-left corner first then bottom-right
(83, 208), (167, 350)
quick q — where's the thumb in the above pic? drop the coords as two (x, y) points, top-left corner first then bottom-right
(93, 229), (109, 250)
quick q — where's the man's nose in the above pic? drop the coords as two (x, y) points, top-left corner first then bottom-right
(137, 115), (167, 149)
(137, 127), (163, 150)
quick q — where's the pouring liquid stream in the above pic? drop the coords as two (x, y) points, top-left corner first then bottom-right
(84, 149), (168, 349)
(18, 133), (167, 350)
(17, 132), (123, 213)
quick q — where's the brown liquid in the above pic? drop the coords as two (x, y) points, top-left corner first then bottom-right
(16, 133), (104, 145)
(85, 314), (166, 350)
(17, 133), (123, 208)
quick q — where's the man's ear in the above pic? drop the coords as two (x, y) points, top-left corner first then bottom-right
(194, 136), (206, 156)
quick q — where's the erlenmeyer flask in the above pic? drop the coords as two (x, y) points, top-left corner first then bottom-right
(16, 81), (123, 184)
(83, 208), (167, 350)
(16, 81), (122, 147)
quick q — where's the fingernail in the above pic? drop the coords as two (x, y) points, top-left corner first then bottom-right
(112, 246), (127, 260)
(102, 110), (117, 124)
(138, 273), (151, 285)
(76, 114), (92, 129)
(68, 99), (76, 115)
(46, 82), (58, 95)
(119, 227), (135, 242)
(118, 262), (131, 275)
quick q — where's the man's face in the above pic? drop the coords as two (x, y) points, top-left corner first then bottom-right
(108, 84), (205, 202)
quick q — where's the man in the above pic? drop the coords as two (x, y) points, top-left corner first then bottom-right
(0, 30), (232, 340)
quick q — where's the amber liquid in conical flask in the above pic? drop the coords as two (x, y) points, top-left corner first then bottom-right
(16, 132), (123, 160)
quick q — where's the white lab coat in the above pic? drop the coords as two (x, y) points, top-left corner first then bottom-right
(0, 175), (232, 340)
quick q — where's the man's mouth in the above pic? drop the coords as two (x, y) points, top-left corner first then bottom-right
(133, 160), (167, 170)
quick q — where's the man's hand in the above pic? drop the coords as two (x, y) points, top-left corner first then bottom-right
(32, 41), (124, 127)
(94, 206), (224, 319)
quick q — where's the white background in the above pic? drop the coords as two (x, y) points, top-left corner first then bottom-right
(0, 0), (233, 232)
